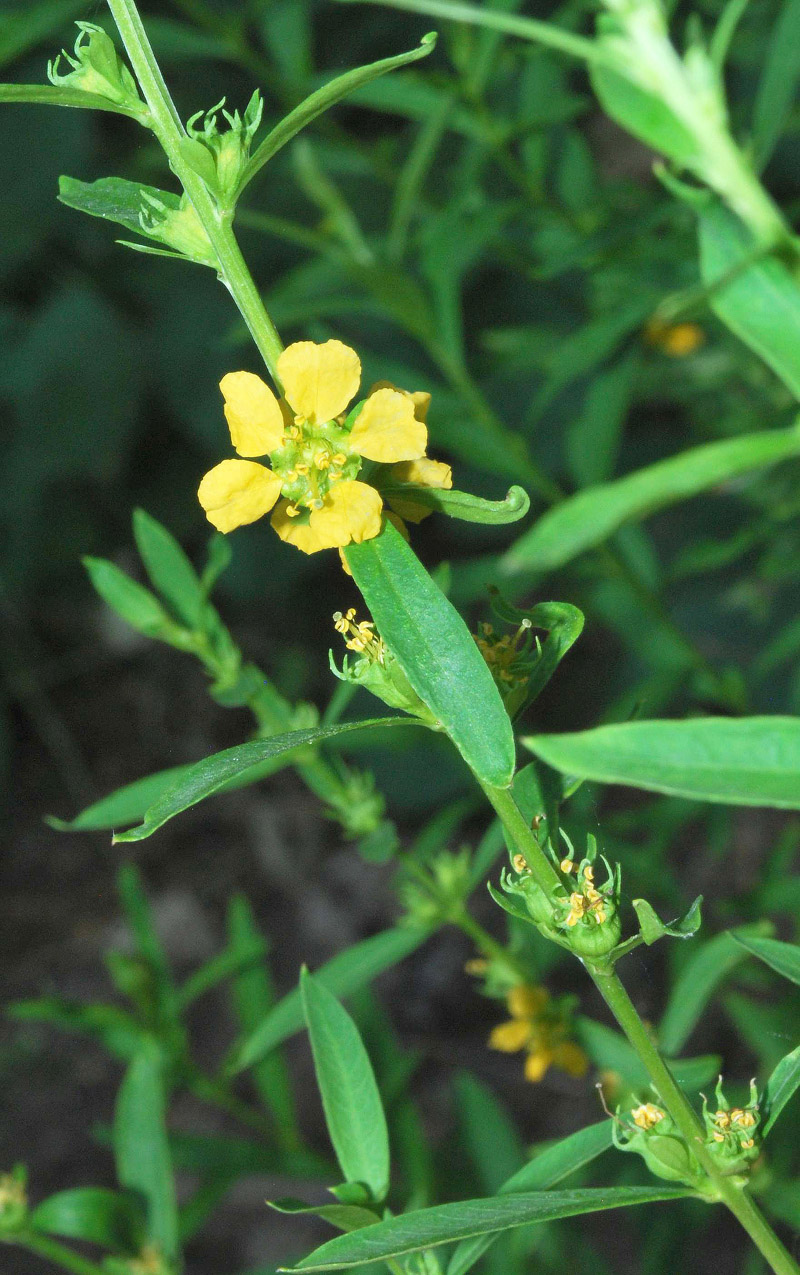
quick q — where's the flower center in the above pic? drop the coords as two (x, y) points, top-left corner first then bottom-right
(271, 414), (360, 512)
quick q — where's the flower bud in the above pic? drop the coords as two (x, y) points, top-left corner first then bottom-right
(183, 92), (263, 203)
(48, 23), (143, 114)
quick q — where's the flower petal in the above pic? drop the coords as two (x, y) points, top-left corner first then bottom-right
(524, 1048), (553, 1083)
(278, 339), (361, 424)
(309, 479), (383, 548)
(386, 457), (453, 523)
(489, 1019), (531, 1053)
(369, 380), (431, 423)
(219, 371), (285, 456)
(552, 1042), (589, 1077)
(348, 388), (427, 463)
(198, 459), (282, 533)
(271, 501), (331, 554)
(507, 984), (548, 1019)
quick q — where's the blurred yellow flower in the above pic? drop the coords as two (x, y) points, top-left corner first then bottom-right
(489, 983), (588, 1083)
(198, 339), (442, 554)
(644, 318), (705, 357)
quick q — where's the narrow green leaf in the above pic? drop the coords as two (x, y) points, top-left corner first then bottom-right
(168, 1130), (329, 1180)
(229, 927), (428, 1074)
(6, 998), (143, 1061)
(114, 1040), (179, 1263)
(59, 176), (180, 236)
(447, 1121), (614, 1275)
(113, 718), (411, 843)
(31, 1188), (146, 1254)
(752, 0), (800, 169)
(764, 1045), (800, 1135)
(270, 1198), (379, 1232)
(699, 202), (800, 398)
(503, 425), (800, 574)
(345, 522), (515, 787)
(133, 509), (204, 627)
(589, 64), (699, 168)
(731, 933), (800, 986)
(237, 34), (438, 196)
(658, 924), (772, 1055)
(284, 1187), (691, 1270)
(83, 556), (173, 637)
(566, 353), (638, 488)
(577, 1018), (718, 1089)
(378, 483), (530, 525)
(46, 764), (194, 832)
(523, 717), (800, 809)
(0, 82), (140, 114)
(227, 896), (298, 1139)
(453, 1073), (524, 1195)
(301, 969), (390, 1202)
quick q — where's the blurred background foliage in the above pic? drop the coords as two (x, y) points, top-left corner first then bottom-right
(2, 0), (800, 1272)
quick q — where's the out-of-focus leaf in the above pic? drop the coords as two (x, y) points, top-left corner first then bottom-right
(566, 353), (638, 488)
(577, 1018), (718, 1089)
(6, 998), (143, 1061)
(31, 1188), (146, 1254)
(504, 425), (800, 573)
(230, 927), (428, 1074)
(731, 933), (800, 986)
(47, 764), (195, 833)
(0, 0), (88, 66)
(114, 1040), (179, 1263)
(301, 969), (390, 1202)
(752, 0), (800, 169)
(524, 717), (800, 809)
(590, 64), (699, 167)
(133, 508), (204, 627)
(699, 202), (800, 398)
(658, 924), (773, 1054)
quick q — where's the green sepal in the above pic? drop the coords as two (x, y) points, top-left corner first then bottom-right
(632, 896), (703, 946)
(378, 482), (530, 525)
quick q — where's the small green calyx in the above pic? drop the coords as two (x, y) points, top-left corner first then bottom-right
(272, 414), (362, 512)
(48, 23), (144, 115)
(137, 191), (216, 267)
(400, 849), (472, 926)
(702, 1078), (762, 1179)
(613, 1103), (706, 1187)
(497, 833), (622, 958)
(330, 608), (437, 725)
(0, 1166), (28, 1236)
(183, 92), (263, 204)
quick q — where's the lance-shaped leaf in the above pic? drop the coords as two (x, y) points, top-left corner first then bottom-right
(113, 718), (412, 842)
(523, 717), (800, 809)
(731, 933), (800, 986)
(763, 1045), (800, 1136)
(59, 175), (180, 236)
(281, 1186), (691, 1270)
(270, 1198), (380, 1232)
(632, 896), (702, 946)
(752, 0), (800, 169)
(236, 33), (437, 196)
(0, 82), (142, 114)
(699, 202), (800, 399)
(345, 522), (515, 787)
(377, 483), (529, 524)
(229, 926), (428, 1074)
(114, 1040), (179, 1264)
(503, 423), (800, 574)
(301, 969), (390, 1203)
(47, 763), (194, 832)
(31, 1188), (146, 1254)
(133, 508), (205, 628)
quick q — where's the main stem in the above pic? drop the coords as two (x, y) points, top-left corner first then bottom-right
(485, 782), (800, 1275)
(106, 0), (285, 385)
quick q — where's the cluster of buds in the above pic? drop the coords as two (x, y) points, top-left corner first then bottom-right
(473, 618), (534, 716)
(702, 1078), (762, 1179)
(400, 849), (473, 926)
(182, 92), (263, 204)
(498, 834), (622, 959)
(612, 1101), (705, 1187)
(48, 23), (145, 117)
(330, 608), (436, 723)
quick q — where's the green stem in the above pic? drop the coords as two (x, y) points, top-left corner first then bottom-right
(105, 0), (285, 385)
(453, 907), (530, 983)
(484, 785), (799, 1275)
(17, 1233), (107, 1275)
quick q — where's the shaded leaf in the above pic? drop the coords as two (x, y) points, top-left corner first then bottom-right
(31, 1188), (146, 1254)
(114, 1040), (179, 1263)
(764, 1045), (800, 1136)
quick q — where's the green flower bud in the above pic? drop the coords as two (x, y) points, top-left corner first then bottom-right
(330, 609), (437, 725)
(138, 192), (216, 267)
(613, 1104), (704, 1187)
(702, 1078), (761, 1176)
(183, 92), (263, 203)
(48, 23), (143, 114)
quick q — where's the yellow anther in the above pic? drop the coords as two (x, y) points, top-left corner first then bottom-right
(713, 1131), (726, 1143)
(285, 469), (298, 481)
(560, 858), (574, 874)
(741, 1138), (755, 1150)
(333, 452), (347, 466)
(632, 1103), (664, 1130)
(594, 905), (607, 924)
(512, 853), (529, 874)
(731, 1109), (756, 1128)
(285, 504), (300, 518)
(582, 864), (594, 882)
(714, 1110), (731, 1128)
(295, 462), (310, 474)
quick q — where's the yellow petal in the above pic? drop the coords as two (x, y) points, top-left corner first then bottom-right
(552, 1042), (589, 1078)
(198, 459), (282, 533)
(489, 1019), (531, 1053)
(348, 388), (427, 463)
(219, 371), (285, 456)
(524, 1048), (553, 1083)
(270, 501), (329, 554)
(507, 984), (549, 1020)
(309, 479), (383, 548)
(278, 339), (361, 424)
(369, 381), (431, 423)
(387, 458), (453, 523)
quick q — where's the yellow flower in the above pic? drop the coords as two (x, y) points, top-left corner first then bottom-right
(644, 318), (705, 357)
(198, 339), (438, 554)
(488, 983), (588, 1083)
